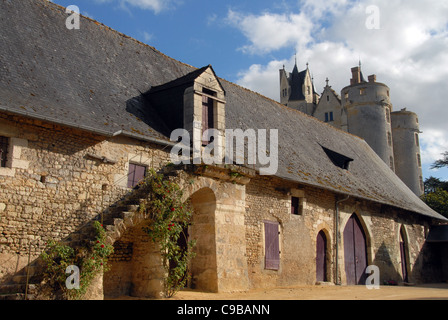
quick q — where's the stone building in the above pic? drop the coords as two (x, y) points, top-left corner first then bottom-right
(281, 64), (424, 196)
(0, 0), (446, 299)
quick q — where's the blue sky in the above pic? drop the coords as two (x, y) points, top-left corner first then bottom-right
(52, 0), (448, 182)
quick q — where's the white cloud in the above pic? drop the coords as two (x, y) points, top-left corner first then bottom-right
(93, 0), (176, 14)
(142, 31), (153, 42)
(228, 0), (448, 179)
(225, 9), (314, 54)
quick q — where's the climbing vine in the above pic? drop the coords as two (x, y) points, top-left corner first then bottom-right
(139, 168), (196, 298)
(40, 221), (114, 300)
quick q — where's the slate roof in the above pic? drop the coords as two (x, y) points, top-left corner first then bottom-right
(288, 64), (307, 101)
(0, 0), (445, 221)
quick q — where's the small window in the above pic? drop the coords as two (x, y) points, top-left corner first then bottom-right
(0, 136), (9, 168)
(307, 86), (310, 95)
(326, 95), (329, 102)
(386, 108), (391, 123)
(202, 89), (215, 146)
(324, 112), (333, 122)
(387, 132), (392, 146)
(415, 133), (419, 146)
(291, 196), (303, 215)
(127, 163), (146, 188)
(390, 156), (394, 171)
(359, 88), (366, 95)
(417, 153), (421, 167)
(264, 221), (280, 270)
(344, 92), (349, 100)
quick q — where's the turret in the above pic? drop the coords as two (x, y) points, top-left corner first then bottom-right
(341, 67), (395, 170)
(391, 109), (424, 196)
(279, 61), (319, 115)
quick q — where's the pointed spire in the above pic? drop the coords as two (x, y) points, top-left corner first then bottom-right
(294, 49), (297, 66)
(325, 77), (329, 86)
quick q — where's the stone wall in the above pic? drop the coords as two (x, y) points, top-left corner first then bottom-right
(0, 113), (171, 284)
(244, 175), (435, 289)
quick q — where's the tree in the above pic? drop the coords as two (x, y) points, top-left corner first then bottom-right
(431, 151), (448, 169)
(421, 188), (448, 219)
(424, 176), (448, 194)
(422, 152), (448, 218)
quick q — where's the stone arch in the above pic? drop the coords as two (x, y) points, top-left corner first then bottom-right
(188, 187), (218, 292)
(399, 224), (410, 282)
(102, 207), (165, 298)
(315, 224), (333, 282)
(342, 213), (370, 285)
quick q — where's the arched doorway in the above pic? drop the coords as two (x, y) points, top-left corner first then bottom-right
(316, 230), (327, 282)
(343, 214), (367, 285)
(400, 226), (409, 282)
(189, 187), (218, 292)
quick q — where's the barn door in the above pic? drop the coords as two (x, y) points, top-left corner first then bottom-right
(343, 214), (367, 285)
(316, 231), (327, 282)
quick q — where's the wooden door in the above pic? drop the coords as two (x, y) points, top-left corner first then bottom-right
(316, 231), (327, 282)
(264, 221), (280, 270)
(127, 163), (146, 188)
(400, 229), (408, 282)
(343, 214), (367, 285)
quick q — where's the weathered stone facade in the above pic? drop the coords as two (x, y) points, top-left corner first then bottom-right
(0, 110), (443, 299)
(0, 0), (445, 300)
(243, 174), (435, 289)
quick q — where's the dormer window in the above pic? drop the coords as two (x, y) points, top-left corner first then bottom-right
(322, 145), (353, 170)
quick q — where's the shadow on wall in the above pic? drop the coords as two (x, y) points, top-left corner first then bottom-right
(412, 241), (448, 283)
(372, 242), (402, 284)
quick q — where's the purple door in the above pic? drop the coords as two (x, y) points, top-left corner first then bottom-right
(400, 229), (408, 282)
(127, 163), (146, 188)
(343, 214), (367, 285)
(264, 221), (280, 270)
(316, 231), (327, 282)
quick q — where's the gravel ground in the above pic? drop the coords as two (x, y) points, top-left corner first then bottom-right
(110, 282), (448, 300)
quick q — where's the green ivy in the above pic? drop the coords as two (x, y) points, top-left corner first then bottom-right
(41, 221), (114, 300)
(140, 168), (196, 298)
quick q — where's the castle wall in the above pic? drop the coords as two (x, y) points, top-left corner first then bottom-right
(391, 110), (423, 196)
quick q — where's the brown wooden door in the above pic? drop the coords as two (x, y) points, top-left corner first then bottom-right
(316, 230), (327, 282)
(264, 221), (280, 270)
(343, 214), (367, 285)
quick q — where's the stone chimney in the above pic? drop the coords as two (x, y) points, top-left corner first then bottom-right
(368, 74), (376, 83)
(350, 67), (361, 85)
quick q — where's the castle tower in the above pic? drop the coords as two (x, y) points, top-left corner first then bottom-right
(341, 67), (395, 171)
(279, 61), (319, 115)
(391, 109), (424, 196)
